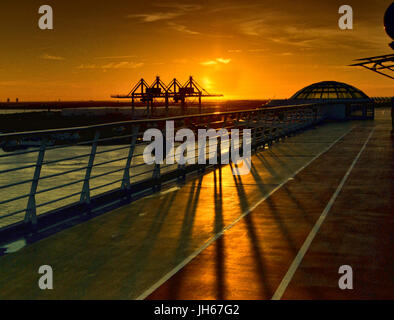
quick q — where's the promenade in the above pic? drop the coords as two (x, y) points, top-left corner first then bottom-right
(0, 108), (392, 300)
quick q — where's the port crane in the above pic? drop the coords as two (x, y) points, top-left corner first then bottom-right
(111, 76), (223, 114)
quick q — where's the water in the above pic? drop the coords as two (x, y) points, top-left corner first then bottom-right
(0, 144), (163, 228)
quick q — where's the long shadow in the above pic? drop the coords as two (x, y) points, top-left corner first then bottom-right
(213, 168), (226, 299)
(231, 165), (273, 298)
(73, 189), (178, 297)
(270, 142), (303, 158)
(252, 157), (301, 251)
(115, 191), (179, 294)
(254, 133), (361, 254)
(163, 168), (225, 299)
(255, 148), (319, 200)
(164, 176), (204, 299)
(136, 132), (334, 299)
(255, 152), (293, 177)
(255, 153), (281, 178)
(249, 160), (277, 195)
(255, 152), (313, 221)
(263, 192), (307, 256)
(147, 124), (360, 299)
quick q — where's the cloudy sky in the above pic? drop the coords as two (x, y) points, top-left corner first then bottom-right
(0, 0), (392, 100)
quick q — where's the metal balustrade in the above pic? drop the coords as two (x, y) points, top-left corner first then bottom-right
(0, 103), (328, 232)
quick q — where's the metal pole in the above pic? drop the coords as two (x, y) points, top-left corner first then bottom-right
(181, 96), (185, 114)
(80, 131), (100, 205)
(199, 92), (202, 114)
(131, 94), (135, 116)
(121, 126), (139, 190)
(152, 129), (164, 191)
(152, 164), (161, 191)
(146, 96), (150, 116)
(24, 140), (47, 226)
(165, 92), (169, 114)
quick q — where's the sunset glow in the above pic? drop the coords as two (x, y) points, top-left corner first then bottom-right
(0, 0), (392, 101)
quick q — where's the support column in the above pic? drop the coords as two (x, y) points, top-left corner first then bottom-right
(24, 140), (47, 226)
(80, 131), (100, 205)
(199, 92), (202, 114)
(146, 96), (150, 117)
(181, 97), (186, 114)
(165, 92), (169, 114)
(121, 126), (139, 191)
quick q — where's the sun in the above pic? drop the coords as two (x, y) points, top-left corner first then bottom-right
(202, 77), (213, 90)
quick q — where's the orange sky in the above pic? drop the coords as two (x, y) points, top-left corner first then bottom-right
(0, 0), (392, 101)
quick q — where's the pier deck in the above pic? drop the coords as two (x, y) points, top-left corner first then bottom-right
(0, 108), (392, 300)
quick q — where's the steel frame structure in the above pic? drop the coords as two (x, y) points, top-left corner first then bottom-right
(111, 76), (223, 114)
(350, 53), (394, 79)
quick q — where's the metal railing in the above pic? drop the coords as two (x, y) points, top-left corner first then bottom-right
(0, 103), (326, 232)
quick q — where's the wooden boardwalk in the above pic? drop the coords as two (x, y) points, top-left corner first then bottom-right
(0, 108), (392, 299)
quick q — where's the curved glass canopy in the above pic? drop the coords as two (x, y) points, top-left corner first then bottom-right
(291, 81), (369, 100)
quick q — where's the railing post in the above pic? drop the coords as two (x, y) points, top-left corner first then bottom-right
(314, 106), (319, 123)
(362, 104), (367, 118)
(223, 114), (228, 128)
(216, 135), (222, 166)
(178, 119), (187, 181)
(152, 129), (163, 191)
(177, 163), (186, 181)
(80, 131), (100, 205)
(131, 94), (135, 116)
(121, 126), (139, 191)
(295, 110), (300, 130)
(258, 111), (265, 147)
(301, 108), (305, 128)
(268, 112), (275, 144)
(284, 110), (290, 136)
(24, 140), (47, 226)
(252, 115), (260, 150)
(152, 164), (161, 190)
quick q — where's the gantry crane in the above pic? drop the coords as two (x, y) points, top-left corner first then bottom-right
(111, 76), (223, 115)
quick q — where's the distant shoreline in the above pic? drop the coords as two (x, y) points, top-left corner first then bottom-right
(0, 99), (269, 110)
(0, 100), (269, 133)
